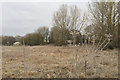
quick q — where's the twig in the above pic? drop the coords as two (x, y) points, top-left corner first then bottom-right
(23, 40), (27, 78)
(85, 61), (87, 78)
(95, 38), (107, 53)
(100, 39), (110, 51)
(96, 36), (102, 50)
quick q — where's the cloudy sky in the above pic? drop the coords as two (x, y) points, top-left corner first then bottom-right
(1, 2), (88, 36)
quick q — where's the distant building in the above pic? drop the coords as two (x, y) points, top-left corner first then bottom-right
(44, 39), (49, 43)
(66, 40), (73, 46)
(13, 42), (21, 46)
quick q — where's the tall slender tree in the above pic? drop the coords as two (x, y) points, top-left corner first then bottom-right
(52, 4), (70, 45)
(52, 4), (87, 45)
(88, 1), (118, 47)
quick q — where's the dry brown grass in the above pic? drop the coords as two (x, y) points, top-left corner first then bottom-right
(2, 45), (118, 78)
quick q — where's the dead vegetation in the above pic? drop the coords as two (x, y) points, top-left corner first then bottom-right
(2, 45), (118, 78)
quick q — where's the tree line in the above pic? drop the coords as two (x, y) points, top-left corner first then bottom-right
(1, 1), (119, 49)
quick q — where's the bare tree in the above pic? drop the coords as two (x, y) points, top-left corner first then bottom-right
(69, 5), (86, 31)
(52, 4), (87, 45)
(88, 1), (118, 47)
(53, 4), (70, 29)
(36, 26), (49, 43)
(52, 4), (70, 45)
(69, 5), (87, 45)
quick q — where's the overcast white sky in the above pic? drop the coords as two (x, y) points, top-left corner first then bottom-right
(1, 2), (89, 36)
